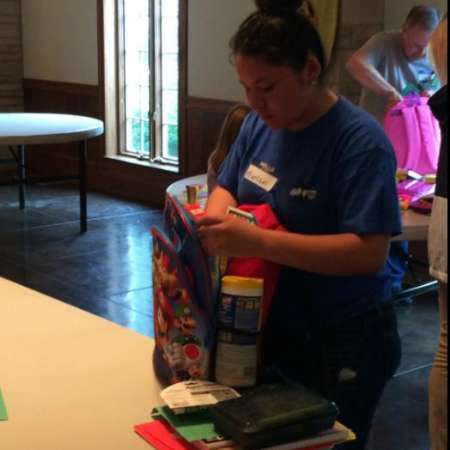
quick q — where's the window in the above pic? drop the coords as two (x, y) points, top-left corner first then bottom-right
(102, 0), (185, 168)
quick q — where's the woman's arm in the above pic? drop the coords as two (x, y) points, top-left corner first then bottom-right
(197, 214), (390, 276)
(259, 228), (390, 275)
(205, 185), (238, 215)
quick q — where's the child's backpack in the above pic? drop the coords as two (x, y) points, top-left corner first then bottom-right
(383, 92), (441, 176)
(151, 193), (220, 386)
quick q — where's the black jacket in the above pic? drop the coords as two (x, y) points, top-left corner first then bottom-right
(428, 85), (448, 199)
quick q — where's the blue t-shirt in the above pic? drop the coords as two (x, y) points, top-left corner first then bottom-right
(217, 97), (402, 333)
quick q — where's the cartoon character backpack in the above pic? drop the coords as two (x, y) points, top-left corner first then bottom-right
(383, 92), (441, 175)
(151, 193), (220, 386)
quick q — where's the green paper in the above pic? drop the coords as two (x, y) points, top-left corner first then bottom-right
(0, 388), (8, 421)
(151, 406), (219, 442)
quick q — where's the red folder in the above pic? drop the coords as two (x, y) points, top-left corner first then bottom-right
(135, 420), (197, 450)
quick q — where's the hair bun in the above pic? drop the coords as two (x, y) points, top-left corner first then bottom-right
(255, 0), (303, 16)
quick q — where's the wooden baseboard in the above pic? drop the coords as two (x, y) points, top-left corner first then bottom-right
(23, 79), (99, 97)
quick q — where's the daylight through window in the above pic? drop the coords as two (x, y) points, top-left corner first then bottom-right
(120, 0), (179, 164)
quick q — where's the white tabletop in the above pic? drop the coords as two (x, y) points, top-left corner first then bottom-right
(0, 278), (160, 450)
(166, 174), (206, 198)
(0, 113), (104, 145)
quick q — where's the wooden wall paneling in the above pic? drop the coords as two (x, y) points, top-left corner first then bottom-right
(0, 0), (23, 112)
(0, 0), (23, 169)
(185, 97), (237, 176)
(86, 156), (179, 206)
(23, 79), (100, 115)
(22, 78), (103, 188)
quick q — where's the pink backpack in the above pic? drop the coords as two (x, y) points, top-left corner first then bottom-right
(383, 92), (441, 175)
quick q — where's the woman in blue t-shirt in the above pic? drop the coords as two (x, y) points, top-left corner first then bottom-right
(197, 1), (402, 448)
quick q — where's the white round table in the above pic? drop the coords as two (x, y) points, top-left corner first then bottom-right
(166, 174), (208, 208)
(0, 113), (104, 232)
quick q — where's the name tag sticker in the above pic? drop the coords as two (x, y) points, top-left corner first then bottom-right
(244, 164), (278, 192)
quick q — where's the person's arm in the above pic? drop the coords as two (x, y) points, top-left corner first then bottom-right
(205, 185), (238, 216)
(346, 49), (402, 107)
(197, 214), (390, 276)
(258, 228), (390, 275)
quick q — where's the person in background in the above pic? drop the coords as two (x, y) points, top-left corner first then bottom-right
(207, 104), (251, 195)
(197, 1), (402, 448)
(346, 5), (441, 304)
(427, 12), (447, 450)
(346, 5), (441, 122)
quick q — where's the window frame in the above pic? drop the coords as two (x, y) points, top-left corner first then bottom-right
(98, 0), (187, 173)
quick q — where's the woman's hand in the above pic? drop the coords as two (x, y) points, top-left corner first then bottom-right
(197, 214), (262, 257)
(198, 213), (390, 276)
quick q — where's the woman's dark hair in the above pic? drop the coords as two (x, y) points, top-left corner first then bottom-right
(230, 0), (327, 80)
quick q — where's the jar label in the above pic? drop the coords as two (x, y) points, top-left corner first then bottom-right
(215, 332), (259, 387)
(218, 294), (262, 332)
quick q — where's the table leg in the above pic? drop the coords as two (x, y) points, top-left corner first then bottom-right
(393, 280), (438, 302)
(18, 145), (26, 210)
(79, 140), (87, 232)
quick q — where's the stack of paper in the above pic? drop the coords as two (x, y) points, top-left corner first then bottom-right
(135, 418), (355, 450)
(135, 419), (235, 450)
(135, 420), (195, 450)
(259, 422), (356, 449)
(134, 381), (355, 449)
(151, 406), (219, 443)
(160, 381), (240, 415)
(134, 382), (239, 449)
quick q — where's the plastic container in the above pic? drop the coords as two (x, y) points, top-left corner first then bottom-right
(215, 276), (264, 388)
(218, 276), (264, 333)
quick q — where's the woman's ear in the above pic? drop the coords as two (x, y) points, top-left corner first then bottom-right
(304, 54), (322, 84)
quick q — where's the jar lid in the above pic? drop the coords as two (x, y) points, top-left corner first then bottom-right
(221, 276), (263, 296)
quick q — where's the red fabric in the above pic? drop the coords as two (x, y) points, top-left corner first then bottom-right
(226, 204), (286, 327)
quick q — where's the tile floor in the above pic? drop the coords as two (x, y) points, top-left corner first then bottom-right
(0, 183), (161, 337)
(0, 183), (441, 450)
